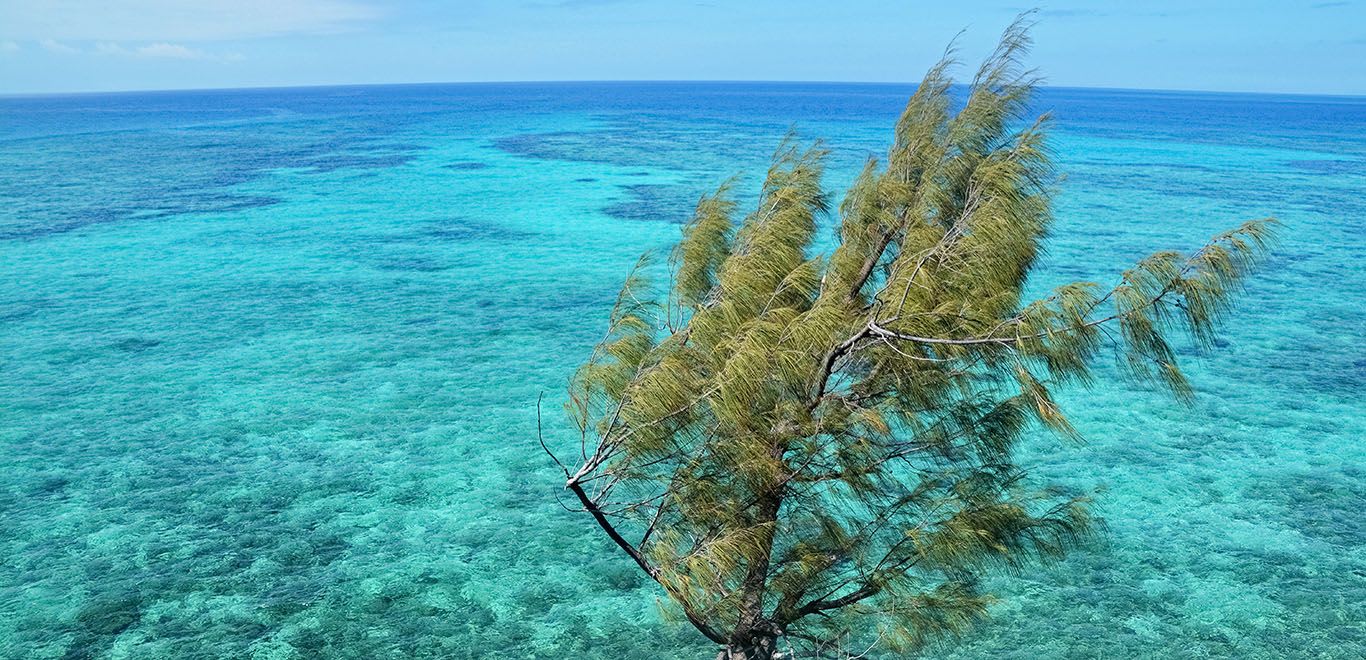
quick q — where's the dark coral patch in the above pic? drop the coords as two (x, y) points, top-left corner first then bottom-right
(602, 184), (697, 223)
(1285, 159), (1366, 175)
(442, 162), (491, 171)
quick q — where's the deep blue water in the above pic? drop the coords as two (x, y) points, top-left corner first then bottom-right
(1, 82), (1363, 659)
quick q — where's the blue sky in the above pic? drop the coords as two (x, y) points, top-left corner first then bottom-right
(1, 1), (1363, 95)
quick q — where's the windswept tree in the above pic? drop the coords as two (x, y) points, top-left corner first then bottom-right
(542, 18), (1276, 660)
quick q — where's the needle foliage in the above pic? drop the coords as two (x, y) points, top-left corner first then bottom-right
(544, 17), (1277, 659)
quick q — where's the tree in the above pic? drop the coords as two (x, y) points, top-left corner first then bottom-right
(541, 17), (1277, 660)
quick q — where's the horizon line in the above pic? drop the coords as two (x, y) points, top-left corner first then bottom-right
(3, 79), (1365, 101)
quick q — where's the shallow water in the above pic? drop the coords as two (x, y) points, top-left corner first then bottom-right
(0, 83), (1363, 659)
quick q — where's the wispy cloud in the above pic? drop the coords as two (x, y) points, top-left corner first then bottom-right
(137, 43), (207, 59)
(94, 41), (244, 61)
(0, 40), (18, 54)
(0, 1), (381, 42)
(39, 39), (79, 54)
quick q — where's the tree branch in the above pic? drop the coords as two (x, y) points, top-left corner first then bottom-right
(564, 475), (727, 644)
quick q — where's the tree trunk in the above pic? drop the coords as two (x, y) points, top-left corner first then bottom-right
(725, 451), (787, 659)
(715, 632), (780, 660)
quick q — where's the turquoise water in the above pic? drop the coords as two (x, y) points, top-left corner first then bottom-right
(1, 83), (1363, 658)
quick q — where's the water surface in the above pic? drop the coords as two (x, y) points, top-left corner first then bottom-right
(1, 83), (1363, 658)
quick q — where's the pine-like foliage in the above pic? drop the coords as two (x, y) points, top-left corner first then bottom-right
(544, 17), (1277, 659)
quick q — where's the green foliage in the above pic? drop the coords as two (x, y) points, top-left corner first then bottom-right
(551, 16), (1276, 658)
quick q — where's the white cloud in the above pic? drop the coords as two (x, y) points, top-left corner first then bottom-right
(0, 1), (381, 42)
(0, 40), (18, 53)
(136, 42), (205, 59)
(94, 41), (243, 61)
(39, 39), (79, 54)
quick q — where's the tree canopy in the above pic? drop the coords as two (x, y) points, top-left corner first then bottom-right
(543, 17), (1276, 659)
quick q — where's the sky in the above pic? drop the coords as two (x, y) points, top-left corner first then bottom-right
(1, 1), (1364, 95)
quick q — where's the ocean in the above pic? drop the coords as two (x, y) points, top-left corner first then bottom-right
(0, 82), (1362, 658)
